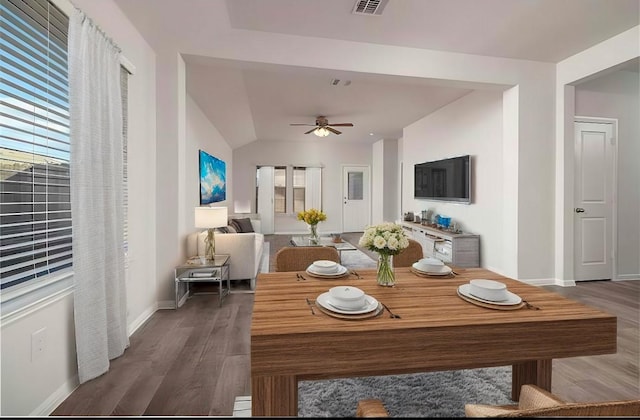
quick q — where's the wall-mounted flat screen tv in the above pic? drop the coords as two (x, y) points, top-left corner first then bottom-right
(199, 149), (226, 205)
(414, 155), (471, 203)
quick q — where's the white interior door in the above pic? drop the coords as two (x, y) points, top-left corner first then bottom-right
(257, 166), (275, 234)
(342, 166), (370, 232)
(574, 120), (615, 281)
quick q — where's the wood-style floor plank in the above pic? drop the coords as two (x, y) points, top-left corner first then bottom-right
(51, 234), (639, 416)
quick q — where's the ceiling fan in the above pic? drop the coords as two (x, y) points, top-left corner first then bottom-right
(290, 116), (354, 136)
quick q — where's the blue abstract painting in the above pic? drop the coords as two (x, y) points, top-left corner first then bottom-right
(199, 150), (226, 204)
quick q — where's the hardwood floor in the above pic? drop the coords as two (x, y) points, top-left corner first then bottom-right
(51, 236), (639, 416)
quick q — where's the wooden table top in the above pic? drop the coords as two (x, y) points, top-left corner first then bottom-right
(251, 267), (617, 380)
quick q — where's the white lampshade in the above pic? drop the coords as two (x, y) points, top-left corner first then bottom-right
(314, 127), (330, 137)
(194, 206), (228, 229)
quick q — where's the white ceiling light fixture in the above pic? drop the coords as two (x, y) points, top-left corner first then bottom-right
(314, 127), (330, 137)
(290, 116), (354, 136)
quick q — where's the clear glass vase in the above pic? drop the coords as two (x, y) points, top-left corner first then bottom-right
(376, 253), (395, 287)
(309, 223), (319, 244)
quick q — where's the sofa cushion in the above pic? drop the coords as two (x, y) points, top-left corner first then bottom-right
(231, 218), (254, 233)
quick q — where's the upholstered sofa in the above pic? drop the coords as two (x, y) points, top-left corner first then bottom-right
(186, 213), (264, 291)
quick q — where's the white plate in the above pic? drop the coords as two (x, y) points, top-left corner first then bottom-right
(458, 284), (522, 306)
(306, 265), (348, 278)
(412, 263), (453, 276)
(316, 292), (379, 314)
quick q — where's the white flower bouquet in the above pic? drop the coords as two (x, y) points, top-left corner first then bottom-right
(359, 222), (410, 256)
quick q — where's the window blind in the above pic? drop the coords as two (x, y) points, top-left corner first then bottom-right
(0, 0), (71, 289)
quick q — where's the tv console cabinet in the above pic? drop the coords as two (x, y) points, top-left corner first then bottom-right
(399, 221), (480, 267)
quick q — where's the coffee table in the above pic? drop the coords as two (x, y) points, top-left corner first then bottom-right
(289, 235), (358, 262)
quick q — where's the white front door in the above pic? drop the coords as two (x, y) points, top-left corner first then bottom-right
(574, 120), (616, 281)
(257, 166), (275, 234)
(342, 166), (370, 232)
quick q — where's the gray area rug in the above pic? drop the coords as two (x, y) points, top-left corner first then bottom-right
(298, 367), (514, 417)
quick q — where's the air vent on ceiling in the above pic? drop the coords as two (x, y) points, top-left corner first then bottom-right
(330, 78), (352, 86)
(352, 0), (389, 16)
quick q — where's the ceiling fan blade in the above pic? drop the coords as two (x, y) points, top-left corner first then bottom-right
(290, 123), (316, 126)
(304, 128), (317, 134)
(328, 123), (354, 127)
(326, 126), (341, 135)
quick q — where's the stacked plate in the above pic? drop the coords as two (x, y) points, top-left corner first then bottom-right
(306, 260), (349, 278)
(316, 286), (380, 317)
(457, 279), (523, 309)
(411, 257), (453, 276)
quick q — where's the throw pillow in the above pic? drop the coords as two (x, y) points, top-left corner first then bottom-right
(215, 226), (229, 234)
(230, 218), (254, 233)
(226, 224), (237, 234)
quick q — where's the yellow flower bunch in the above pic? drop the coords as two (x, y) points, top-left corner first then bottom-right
(297, 208), (327, 225)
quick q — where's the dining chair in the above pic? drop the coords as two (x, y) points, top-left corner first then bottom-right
(392, 238), (423, 267)
(275, 246), (340, 272)
(464, 384), (640, 417)
(356, 399), (389, 417)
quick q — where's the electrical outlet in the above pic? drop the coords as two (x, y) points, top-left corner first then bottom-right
(31, 327), (47, 362)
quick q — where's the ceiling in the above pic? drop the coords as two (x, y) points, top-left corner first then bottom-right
(114, 0), (639, 149)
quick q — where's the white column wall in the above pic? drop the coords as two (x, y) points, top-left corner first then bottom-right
(372, 139), (384, 224)
(383, 139), (399, 223)
(154, 50), (186, 307)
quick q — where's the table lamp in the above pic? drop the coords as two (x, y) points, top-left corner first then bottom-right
(194, 206), (228, 261)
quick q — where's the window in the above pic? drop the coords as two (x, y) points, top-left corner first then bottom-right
(293, 166), (305, 213)
(1, 0), (71, 290)
(274, 166), (286, 214)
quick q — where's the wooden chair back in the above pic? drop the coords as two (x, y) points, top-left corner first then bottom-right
(275, 246), (340, 272)
(392, 239), (423, 267)
(465, 384), (640, 417)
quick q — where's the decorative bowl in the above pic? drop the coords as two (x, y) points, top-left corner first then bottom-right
(310, 260), (339, 274)
(415, 257), (444, 273)
(329, 286), (366, 310)
(468, 279), (508, 302)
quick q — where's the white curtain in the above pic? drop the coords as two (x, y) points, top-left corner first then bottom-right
(68, 8), (129, 384)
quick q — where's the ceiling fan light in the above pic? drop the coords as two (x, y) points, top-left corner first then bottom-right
(314, 127), (330, 137)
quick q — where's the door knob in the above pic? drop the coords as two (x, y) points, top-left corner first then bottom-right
(575, 208), (585, 213)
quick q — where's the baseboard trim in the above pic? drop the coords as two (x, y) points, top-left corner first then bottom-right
(128, 303), (158, 336)
(38, 375), (79, 416)
(616, 274), (640, 281)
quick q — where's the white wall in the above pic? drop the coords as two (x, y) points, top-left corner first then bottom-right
(0, 0), (158, 415)
(575, 69), (640, 279)
(184, 94), (233, 241)
(402, 90), (504, 273)
(232, 140), (371, 234)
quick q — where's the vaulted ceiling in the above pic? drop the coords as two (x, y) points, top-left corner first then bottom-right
(114, 0), (639, 148)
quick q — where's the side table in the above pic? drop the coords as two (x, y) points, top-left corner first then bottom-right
(174, 254), (230, 308)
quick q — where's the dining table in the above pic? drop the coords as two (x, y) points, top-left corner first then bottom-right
(250, 266), (617, 417)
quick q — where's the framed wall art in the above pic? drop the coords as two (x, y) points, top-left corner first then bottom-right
(199, 149), (226, 204)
